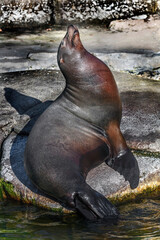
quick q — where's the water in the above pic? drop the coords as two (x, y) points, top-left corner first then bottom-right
(0, 199), (160, 240)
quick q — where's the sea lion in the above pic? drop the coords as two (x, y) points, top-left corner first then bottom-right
(24, 25), (139, 221)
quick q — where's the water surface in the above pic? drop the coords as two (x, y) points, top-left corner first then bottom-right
(0, 199), (160, 240)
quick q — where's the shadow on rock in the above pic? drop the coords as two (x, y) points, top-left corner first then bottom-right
(4, 87), (54, 198)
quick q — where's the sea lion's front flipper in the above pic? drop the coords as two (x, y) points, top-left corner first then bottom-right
(74, 184), (119, 221)
(105, 123), (140, 189)
(106, 148), (140, 189)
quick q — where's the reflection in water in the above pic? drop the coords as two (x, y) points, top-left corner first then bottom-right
(0, 199), (160, 239)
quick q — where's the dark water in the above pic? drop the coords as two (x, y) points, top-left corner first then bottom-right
(0, 199), (160, 240)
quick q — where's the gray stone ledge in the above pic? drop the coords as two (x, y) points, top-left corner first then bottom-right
(1, 51), (160, 80)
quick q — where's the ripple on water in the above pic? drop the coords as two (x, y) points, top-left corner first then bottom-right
(0, 199), (160, 240)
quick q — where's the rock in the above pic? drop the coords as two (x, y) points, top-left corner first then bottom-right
(1, 51), (160, 80)
(0, 53), (58, 73)
(0, 129), (5, 155)
(0, 0), (52, 29)
(0, 70), (159, 151)
(0, 1), (160, 28)
(0, 69), (160, 211)
(1, 129), (160, 210)
(57, 0), (160, 24)
(0, 70), (65, 140)
(109, 15), (160, 32)
(0, 18), (160, 78)
(131, 14), (148, 20)
(114, 71), (160, 153)
(95, 52), (160, 80)
(0, 23), (160, 79)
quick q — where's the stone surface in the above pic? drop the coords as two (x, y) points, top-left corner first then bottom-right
(1, 51), (160, 80)
(0, 0), (52, 29)
(1, 131), (160, 210)
(0, 17), (160, 79)
(0, 69), (160, 210)
(0, 0), (160, 28)
(114, 71), (160, 152)
(0, 70), (159, 151)
(110, 15), (160, 32)
(0, 19), (160, 211)
(96, 52), (160, 80)
(56, 0), (160, 24)
(0, 70), (65, 149)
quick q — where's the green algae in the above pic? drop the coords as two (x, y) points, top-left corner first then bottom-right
(0, 179), (20, 200)
(132, 149), (160, 158)
(109, 181), (160, 207)
(0, 176), (160, 214)
(0, 179), (66, 214)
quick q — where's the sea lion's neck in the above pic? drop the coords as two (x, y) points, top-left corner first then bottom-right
(60, 83), (121, 132)
(59, 50), (122, 130)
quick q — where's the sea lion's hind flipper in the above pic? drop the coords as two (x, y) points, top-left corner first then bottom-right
(74, 185), (119, 221)
(106, 149), (140, 189)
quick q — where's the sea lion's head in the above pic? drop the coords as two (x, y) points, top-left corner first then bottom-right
(57, 25), (84, 72)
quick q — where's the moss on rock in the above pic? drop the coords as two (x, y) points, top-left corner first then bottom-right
(109, 180), (160, 206)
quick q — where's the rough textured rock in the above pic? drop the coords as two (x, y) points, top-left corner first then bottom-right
(0, 69), (160, 211)
(95, 52), (160, 80)
(0, 70), (65, 149)
(110, 14), (160, 31)
(0, 70), (159, 151)
(1, 131), (160, 211)
(0, 0), (52, 29)
(57, 0), (160, 24)
(114, 71), (160, 152)
(0, 0), (160, 28)
(0, 17), (160, 211)
(0, 20), (160, 79)
(1, 51), (160, 80)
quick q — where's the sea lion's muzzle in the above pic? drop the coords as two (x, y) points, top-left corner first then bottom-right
(67, 25), (79, 41)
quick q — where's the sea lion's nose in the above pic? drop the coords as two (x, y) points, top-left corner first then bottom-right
(67, 24), (77, 31)
(67, 25), (78, 39)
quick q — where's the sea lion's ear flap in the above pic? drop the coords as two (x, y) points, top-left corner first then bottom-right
(60, 58), (65, 64)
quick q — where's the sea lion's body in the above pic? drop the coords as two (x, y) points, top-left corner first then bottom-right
(24, 25), (139, 220)
(25, 100), (109, 200)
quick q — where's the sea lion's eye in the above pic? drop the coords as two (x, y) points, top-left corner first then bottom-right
(61, 39), (67, 48)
